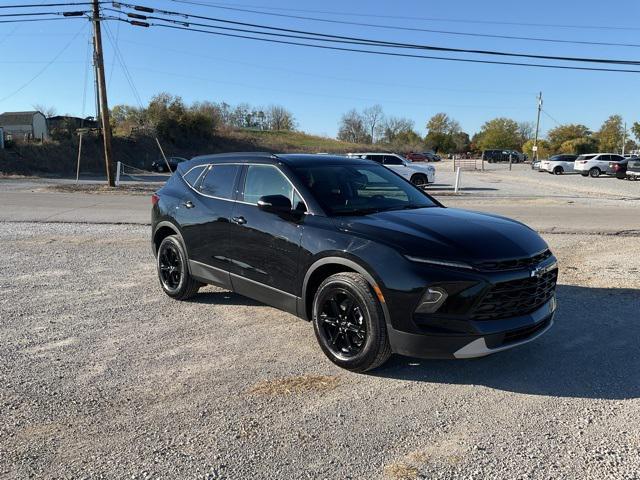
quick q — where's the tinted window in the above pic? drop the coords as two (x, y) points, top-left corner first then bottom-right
(182, 165), (206, 187)
(598, 155), (611, 161)
(365, 155), (383, 164)
(292, 164), (436, 216)
(243, 165), (294, 204)
(577, 155), (596, 161)
(383, 155), (404, 165)
(610, 155), (624, 161)
(199, 164), (240, 199)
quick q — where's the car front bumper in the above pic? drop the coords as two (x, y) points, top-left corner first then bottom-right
(386, 296), (556, 359)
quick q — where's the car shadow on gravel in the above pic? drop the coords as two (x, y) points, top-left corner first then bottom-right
(375, 285), (640, 400)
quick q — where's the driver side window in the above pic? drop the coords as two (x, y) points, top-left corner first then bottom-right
(243, 165), (305, 210)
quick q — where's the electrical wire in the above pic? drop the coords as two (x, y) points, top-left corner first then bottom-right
(542, 110), (562, 126)
(107, 14), (120, 86)
(0, 21), (88, 103)
(138, 21), (640, 74)
(0, 2), (99, 8)
(111, 4), (640, 66)
(0, 16), (82, 23)
(103, 19), (144, 108)
(169, 0), (640, 32)
(0, 11), (87, 17)
(166, 0), (640, 49)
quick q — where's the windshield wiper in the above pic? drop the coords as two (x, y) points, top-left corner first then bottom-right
(385, 204), (430, 211)
(334, 207), (386, 216)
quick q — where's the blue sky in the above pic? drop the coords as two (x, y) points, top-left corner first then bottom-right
(1, 0), (639, 137)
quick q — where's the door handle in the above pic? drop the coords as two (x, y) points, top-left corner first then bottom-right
(183, 201), (195, 209)
(231, 216), (247, 225)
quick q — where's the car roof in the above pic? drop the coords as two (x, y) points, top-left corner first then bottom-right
(177, 152), (373, 173)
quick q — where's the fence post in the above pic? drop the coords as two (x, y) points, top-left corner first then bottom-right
(509, 153), (513, 171)
(75, 132), (83, 185)
(115, 161), (121, 187)
(454, 167), (461, 194)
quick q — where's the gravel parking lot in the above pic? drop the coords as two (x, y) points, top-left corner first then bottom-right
(1, 221), (639, 479)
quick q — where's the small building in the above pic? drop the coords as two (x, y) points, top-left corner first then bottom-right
(0, 111), (48, 141)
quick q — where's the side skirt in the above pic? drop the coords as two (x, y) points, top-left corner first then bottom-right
(230, 273), (299, 316)
(189, 260), (232, 290)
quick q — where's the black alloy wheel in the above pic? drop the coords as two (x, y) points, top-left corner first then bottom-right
(156, 235), (201, 300)
(312, 272), (392, 372)
(159, 241), (182, 291)
(318, 289), (367, 358)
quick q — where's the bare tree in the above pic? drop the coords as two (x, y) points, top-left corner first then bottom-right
(517, 121), (535, 146)
(362, 104), (384, 143)
(380, 116), (415, 143)
(266, 105), (296, 131)
(33, 104), (57, 118)
(337, 109), (370, 143)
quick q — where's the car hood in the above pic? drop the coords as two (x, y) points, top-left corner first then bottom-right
(337, 207), (548, 263)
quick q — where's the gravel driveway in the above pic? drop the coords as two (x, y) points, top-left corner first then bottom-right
(1, 222), (639, 479)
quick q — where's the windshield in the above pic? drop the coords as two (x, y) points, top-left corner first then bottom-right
(292, 164), (438, 216)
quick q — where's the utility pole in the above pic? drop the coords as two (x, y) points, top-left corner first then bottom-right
(92, 0), (115, 187)
(622, 122), (627, 155)
(532, 92), (543, 163)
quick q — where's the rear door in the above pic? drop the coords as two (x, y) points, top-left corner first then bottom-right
(189, 163), (242, 283)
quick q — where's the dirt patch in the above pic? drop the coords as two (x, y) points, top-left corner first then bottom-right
(383, 462), (419, 480)
(247, 375), (340, 395)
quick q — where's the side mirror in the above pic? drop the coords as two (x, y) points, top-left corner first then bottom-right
(257, 195), (292, 214)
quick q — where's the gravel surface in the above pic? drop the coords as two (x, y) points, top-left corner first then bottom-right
(1, 221), (639, 479)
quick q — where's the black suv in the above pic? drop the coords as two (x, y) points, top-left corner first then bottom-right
(152, 153), (558, 372)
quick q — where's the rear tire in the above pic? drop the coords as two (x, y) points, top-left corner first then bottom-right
(553, 166), (564, 175)
(312, 272), (392, 372)
(410, 173), (428, 188)
(589, 167), (601, 178)
(157, 235), (201, 300)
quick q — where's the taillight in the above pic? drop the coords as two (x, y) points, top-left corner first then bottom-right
(151, 193), (160, 206)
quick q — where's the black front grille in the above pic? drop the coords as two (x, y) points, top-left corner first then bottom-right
(474, 249), (552, 272)
(503, 317), (552, 344)
(472, 269), (558, 321)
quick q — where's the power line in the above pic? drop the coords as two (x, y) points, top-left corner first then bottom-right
(0, 11), (88, 17)
(0, 21), (87, 103)
(0, 2), (99, 8)
(140, 22), (640, 74)
(103, 18), (144, 108)
(169, 0), (640, 32)
(0, 16), (82, 23)
(542, 110), (562, 126)
(166, 1), (640, 49)
(118, 38), (537, 96)
(112, 4), (640, 66)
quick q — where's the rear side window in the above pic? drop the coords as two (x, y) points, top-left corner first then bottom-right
(365, 155), (383, 164)
(199, 164), (240, 199)
(182, 166), (206, 187)
(577, 155), (596, 161)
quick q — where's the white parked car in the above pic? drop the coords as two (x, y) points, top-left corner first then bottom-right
(539, 154), (578, 175)
(347, 153), (435, 187)
(573, 153), (625, 177)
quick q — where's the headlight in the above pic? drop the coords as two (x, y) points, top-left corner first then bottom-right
(415, 287), (448, 313)
(405, 255), (475, 270)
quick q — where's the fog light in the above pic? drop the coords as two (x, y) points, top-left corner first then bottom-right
(415, 287), (448, 314)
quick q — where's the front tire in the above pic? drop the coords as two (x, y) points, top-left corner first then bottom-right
(410, 173), (428, 188)
(312, 272), (391, 372)
(157, 235), (201, 300)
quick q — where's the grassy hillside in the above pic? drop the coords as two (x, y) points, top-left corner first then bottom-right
(0, 128), (387, 176)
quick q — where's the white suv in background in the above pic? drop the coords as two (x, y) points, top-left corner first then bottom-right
(347, 153), (436, 187)
(574, 153), (625, 177)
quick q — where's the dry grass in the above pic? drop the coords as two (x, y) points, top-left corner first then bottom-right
(383, 462), (419, 480)
(46, 184), (157, 195)
(247, 375), (340, 395)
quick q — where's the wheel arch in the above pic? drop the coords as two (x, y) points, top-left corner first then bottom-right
(300, 257), (391, 326)
(152, 221), (186, 257)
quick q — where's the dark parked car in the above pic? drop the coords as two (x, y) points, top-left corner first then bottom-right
(151, 156), (188, 173)
(624, 157), (640, 180)
(152, 153), (558, 372)
(482, 150), (524, 163)
(405, 152), (428, 162)
(422, 152), (442, 162)
(609, 158), (630, 179)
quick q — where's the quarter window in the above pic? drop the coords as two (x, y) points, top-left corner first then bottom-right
(199, 164), (240, 199)
(182, 165), (206, 187)
(383, 155), (404, 165)
(243, 165), (297, 205)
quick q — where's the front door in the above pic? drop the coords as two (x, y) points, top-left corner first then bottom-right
(227, 164), (306, 311)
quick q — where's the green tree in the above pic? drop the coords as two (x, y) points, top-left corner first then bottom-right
(475, 118), (521, 151)
(546, 124), (591, 153)
(559, 137), (598, 155)
(631, 122), (640, 143)
(522, 139), (550, 159)
(596, 115), (624, 152)
(425, 113), (463, 153)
